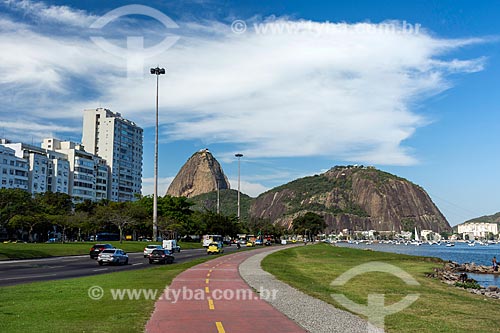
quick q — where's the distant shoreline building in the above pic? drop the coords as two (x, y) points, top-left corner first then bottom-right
(457, 222), (499, 239)
(82, 108), (143, 202)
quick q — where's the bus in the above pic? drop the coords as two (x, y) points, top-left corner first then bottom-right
(96, 233), (120, 241)
(202, 234), (223, 247)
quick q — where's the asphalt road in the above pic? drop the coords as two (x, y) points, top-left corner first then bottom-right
(0, 246), (241, 287)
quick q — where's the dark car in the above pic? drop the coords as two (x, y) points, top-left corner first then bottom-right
(265, 240), (272, 246)
(149, 249), (174, 264)
(89, 243), (114, 259)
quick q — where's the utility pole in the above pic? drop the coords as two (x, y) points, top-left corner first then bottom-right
(150, 66), (165, 241)
(235, 153), (243, 220)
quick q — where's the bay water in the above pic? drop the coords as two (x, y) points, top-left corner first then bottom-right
(336, 241), (500, 287)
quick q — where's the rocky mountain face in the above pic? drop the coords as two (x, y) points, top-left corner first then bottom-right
(249, 166), (451, 233)
(166, 149), (230, 198)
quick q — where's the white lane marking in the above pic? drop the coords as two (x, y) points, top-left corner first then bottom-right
(132, 263), (143, 266)
(0, 273), (57, 281)
(0, 255), (88, 265)
(93, 268), (108, 272)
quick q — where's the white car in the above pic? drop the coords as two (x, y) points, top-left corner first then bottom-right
(144, 245), (163, 258)
(97, 249), (129, 266)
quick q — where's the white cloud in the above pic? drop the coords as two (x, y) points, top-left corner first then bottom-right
(93, 19), (485, 165)
(0, 11), (487, 166)
(0, 119), (78, 144)
(228, 178), (269, 198)
(4, 0), (97, 27)
(142, 176), (174, 197)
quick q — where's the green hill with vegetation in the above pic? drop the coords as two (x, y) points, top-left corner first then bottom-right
(463, 212), (500, 224)
(186, 165), (450, 234)
(189, 189), (253, 221)
(250, 165), (450, 233)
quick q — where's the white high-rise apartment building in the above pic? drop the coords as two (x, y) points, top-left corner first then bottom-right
(82, 108), (143, 202)
(2, 141), (50, 194)
(0, 144), (28, 190)
(42, 138), (108, 202)
(46, 151), (70, 195)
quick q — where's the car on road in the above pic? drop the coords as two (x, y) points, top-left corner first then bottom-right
(246, 241), (254, 247)
(265, 240), (272, 246)
(255, 239), (263, 246)
(89, 243), (114, 259)
(148, 249), (175, 264)
(207, 242), (224, 255)
(97, 249), (129, 265)
(144, 245), (163, 257)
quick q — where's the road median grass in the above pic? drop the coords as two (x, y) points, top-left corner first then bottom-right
(0, 257), (212, 333)
(261, 243), (498, 333)
(0, 241), (202, 260)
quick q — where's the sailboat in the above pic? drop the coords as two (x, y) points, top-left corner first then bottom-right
(412, 227), (421, 246)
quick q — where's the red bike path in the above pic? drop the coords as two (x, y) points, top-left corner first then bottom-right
(145, 248), (305, 333)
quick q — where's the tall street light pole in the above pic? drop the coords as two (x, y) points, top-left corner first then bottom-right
(235, 153), (243, 220)
(150, 66), (165, 241)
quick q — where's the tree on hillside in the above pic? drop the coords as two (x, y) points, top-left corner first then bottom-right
(136, 195), (196, 238)
(94, 202), (140, 243)
(246, 217), (285, 238)
(8, 213), (50, 242)
(0, 189), (33, 229)
(292, 212), (326, 238)
(201, 211), (240, 237)
(75, 199), (114, 240)
(401, 218), (416, 233)
(50, 212), (88, 242)
(75, 199), (98, 214)
(158, 195), (194, 224)
(33, 192), (74, 242)
(187, 211), (208, 236)
(35, 192), (73, 215)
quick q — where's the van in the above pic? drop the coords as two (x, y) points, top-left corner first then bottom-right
(162, 239), (181, 252)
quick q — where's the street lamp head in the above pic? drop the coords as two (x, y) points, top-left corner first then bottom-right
(150, 67), (166, 75)
(235, 153), (243, 158)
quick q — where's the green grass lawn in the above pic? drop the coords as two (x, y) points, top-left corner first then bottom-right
(0, 257), (211, 333)
(0, 241), (203, 260)
(262, 243), (499, 333)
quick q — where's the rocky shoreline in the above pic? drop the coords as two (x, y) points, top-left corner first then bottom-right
(428, 261), (500, 299)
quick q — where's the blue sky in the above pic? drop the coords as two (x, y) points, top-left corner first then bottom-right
(1, 0), (499, 226)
